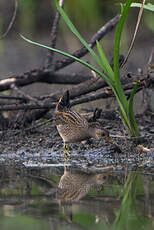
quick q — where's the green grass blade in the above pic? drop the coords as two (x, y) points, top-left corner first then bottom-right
(20, 34), (99, 74)
(114, 0), (133, 81)
(113, 88), (131, 131)
(20, 34), (113, 85)
(128, 81), (140, 136)
(96, 40), (114, 80)
(131, 3), (154, 12)
(114, 0), (133, 110)
(113, 172), (137, 230)
(55, 1), (103, 69)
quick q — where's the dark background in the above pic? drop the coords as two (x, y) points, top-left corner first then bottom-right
(0, 0), (153, 110)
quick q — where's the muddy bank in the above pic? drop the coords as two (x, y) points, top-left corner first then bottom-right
(0, 111), (153, 172)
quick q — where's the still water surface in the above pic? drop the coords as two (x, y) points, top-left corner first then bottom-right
(0, 165), (154, 230)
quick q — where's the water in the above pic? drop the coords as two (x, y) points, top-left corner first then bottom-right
(0, 165), (154, 230)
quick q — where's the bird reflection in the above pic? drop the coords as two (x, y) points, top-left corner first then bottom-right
(57, 167), (111, 204)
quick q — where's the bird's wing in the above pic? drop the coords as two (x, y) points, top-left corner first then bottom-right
(55, 90), (70, 112)
(55, 110), (88, 127)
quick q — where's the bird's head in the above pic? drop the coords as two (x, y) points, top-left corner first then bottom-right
(88, 122), (110, 141)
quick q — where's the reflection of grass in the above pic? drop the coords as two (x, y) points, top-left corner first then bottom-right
(83, 172), (153, 230)
(30, 200), (54, 208)
(103, 184), (123, 197)
(1, 188), (21, 196)
(31, 182), (42, 195)
(0, 215), (50, 230)
(46, 174), (60, 183)
(112, 172), (151, 230)
(88, 183), (123, 197)
(29, 200), (57, 216)
(0, 181), (42, 196)
(87, 172), (152, 230)
(73, 213), (95, 228)
(113, 172), (138, 230)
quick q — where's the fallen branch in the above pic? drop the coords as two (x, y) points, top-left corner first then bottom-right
(0, 70), (92, 91)
(0, 76), (151, 112)
(0, 0), (18, 39)
(0, 15), (120, 92)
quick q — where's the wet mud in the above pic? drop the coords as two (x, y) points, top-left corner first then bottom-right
(0, 112), (153, 172)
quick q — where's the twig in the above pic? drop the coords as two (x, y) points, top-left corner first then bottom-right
(0, 94), (27, 102)
(147, 48), (154, 73)
(121, 0), (145, 68)
(45, 0), (64, 69)
(0, 0), (18, 39)
(10, 83), (43, 106)
(0, 103), (53, 111)
(70, 90), (113, 107)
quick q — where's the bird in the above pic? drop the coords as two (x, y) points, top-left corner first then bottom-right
(57, 167), (111, 204)
(54, 90), (109, 158)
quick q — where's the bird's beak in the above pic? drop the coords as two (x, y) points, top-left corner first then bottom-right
(105, 135), (110, 143)
(103, 129), (110, 142)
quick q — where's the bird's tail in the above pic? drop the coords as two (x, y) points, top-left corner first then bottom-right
(56, 90), (70, 111)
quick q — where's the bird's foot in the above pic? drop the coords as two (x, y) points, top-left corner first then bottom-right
(64, 144), (70, 161)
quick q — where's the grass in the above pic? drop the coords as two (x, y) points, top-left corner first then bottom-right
(21, 0), (142, 137)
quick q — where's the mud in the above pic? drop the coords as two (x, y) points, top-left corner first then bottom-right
(0, 111), (153, 173)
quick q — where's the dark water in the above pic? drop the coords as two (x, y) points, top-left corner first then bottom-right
(0, 165), (154, 230)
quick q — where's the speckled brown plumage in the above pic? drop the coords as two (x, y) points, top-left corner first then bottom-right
(55, 90), (109, 147)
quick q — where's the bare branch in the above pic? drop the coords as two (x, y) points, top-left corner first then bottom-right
(0, 94), (27, 102)
(0, 103), (54, 111)
(54, 15), (120, 71)
(147, 48), (154, 73)
(45, 0), (64, 69)
(0, 0), (18, 39)
(0, 70), (92, 91)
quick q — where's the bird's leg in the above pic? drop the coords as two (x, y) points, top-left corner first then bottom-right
(64, 143), (70, 160)
(105, 135), (110, 143)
